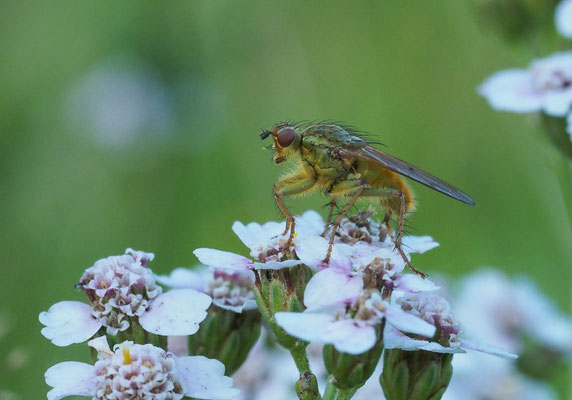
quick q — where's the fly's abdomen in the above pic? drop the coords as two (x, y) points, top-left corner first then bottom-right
(358, 162), (415, 213)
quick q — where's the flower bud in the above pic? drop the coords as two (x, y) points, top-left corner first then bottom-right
(188, 306), (261, 375)
(380, 349), (453, 400)
(295, 370), (321, 400)
(254, 267), (312, 350)
(323, 329), (384, 390)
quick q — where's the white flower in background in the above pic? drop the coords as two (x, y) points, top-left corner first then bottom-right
(478, 52), (572, 117)
(62, 55), (173, 148)
(157, 266), (257, 313)
(454, 268), (572, 354)
(275, 270), (436, 354)
(384, 292), (518, 359)
(556, 0), (572, 39)
(443, 351), (557, 400)
(39, 249), (212, 346)
(233, 333), (305, 400)
(45, 336), (239, 400)
(194, 211), (325, 271)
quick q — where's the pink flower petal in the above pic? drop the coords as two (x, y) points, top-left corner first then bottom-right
(393, 274), (440, 293)
(383, 326), (432, 351)
(253, 259), (303, 270)
(401, 236), (439, 254)
(194, 248), (253, 271)
(275, 312), (377, 354)
(168, 336), (189, 357)
(384, 305), (436, 338)
(461, 339), (518, 360)
(39, 301), (102, 346)
(45, 361), (96, 400)
(326, 320), (378, 355)
(232, 221), (260, 250)
(304, 268), (363, 310)
(155, 267), (209, 291)
(176, 355), (239, 399)
(275, 312), (335, 342)
(478, 69), (543, 113)
(295, 235), (350, 270)
(139, 289), (212, 336)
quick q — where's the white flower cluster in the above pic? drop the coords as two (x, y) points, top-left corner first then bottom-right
(92, 340), (184, 400)
(79, 249), (162, 335)
(41, 249), (241, 400)
(45, 337), (238, 400)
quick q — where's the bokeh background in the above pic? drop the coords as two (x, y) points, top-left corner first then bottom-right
(0, 1), (570, 398)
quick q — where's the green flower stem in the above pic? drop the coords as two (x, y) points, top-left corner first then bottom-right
(290, 345), (311, 372)
(337, 388), (358, 400)
(323, 382), (357, 400)
(323, 382), (337, 400)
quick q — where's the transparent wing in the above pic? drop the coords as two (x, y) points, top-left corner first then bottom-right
(337, 145), (476, 206)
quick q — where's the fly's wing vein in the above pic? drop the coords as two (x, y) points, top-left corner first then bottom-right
(337, 145), (475, 206)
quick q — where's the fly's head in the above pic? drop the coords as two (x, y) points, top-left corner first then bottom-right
(259, 122), (302, 164)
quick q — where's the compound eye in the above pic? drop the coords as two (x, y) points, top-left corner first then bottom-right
(277, 128), (296, 147)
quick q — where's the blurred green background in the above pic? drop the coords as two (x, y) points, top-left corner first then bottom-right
(0, 1), (570, 398)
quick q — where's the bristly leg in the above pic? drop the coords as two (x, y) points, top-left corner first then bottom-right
(321, 196), (338, 237)
(386, 192), (428, 279)
(323, 187), (365, 264)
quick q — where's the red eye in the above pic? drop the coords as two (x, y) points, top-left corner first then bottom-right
(277, 128), (296, 147)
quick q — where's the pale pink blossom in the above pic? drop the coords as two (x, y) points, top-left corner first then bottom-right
(478, 52), (572, 118)
(45, 337), (238, 400)
(40, 249), (211, 346)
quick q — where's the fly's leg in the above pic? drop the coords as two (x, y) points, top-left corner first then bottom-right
(321, 196), (338, 237)
(387, 191), (428, 279)
(273, 175), (317, 246)
(323, 180), (396, 264)
(323, 186), (365, 264)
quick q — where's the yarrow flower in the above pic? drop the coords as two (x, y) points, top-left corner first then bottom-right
(157, 266), (256, 313)
(45, 336), (239, 400)
(384, 292), (517, 358)
(479, 52), (572, 116)
(40, 249), (212, 346)
(454, 268), (572, 355)
(275, 272), (436, 354)
(194, 211), (324, 271)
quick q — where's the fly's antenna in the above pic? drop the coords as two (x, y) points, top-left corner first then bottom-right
(260, 130), (272, 140)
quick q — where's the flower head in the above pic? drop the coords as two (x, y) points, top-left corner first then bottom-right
(40, 249), (212, 346)
(45, 337), (239, 400)
(454, 269), (572, 355)
(276, 282), (435, 355)
(194, 211), (324, 271)
(157, 266), (256, 313)
(478, 52), (572, 117)
(384, 291), (517, 359)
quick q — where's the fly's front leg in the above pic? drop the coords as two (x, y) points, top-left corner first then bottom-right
(273, 174), (317, 246)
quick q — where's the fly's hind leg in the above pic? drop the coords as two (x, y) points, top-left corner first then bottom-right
(323, 180), (396, 264)
(386, 191), (428, 279)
